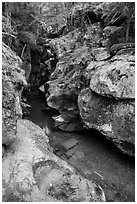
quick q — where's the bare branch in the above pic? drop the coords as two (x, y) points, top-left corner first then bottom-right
(2, 32), (17, 38)
(21, 44), (27, 59)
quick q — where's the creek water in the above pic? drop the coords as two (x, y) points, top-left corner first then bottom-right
(26, 90), (135, 202)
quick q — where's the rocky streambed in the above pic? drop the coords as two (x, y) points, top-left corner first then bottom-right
(2, 2), (135, 202)
(26, 90), (135, 202)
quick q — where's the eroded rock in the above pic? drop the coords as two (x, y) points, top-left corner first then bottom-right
(78, 88), (135, 156)
(2, 43), (27, 145)
(47, 46), (93, 131)
(49, 29), (82, 59)
(2, 119), (106, 202)
(89, 54), (135, 99)
(92, 47), (110, 61)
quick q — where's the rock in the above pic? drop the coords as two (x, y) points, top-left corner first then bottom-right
(37, 37), (48, 46)
(110, 43), (135, 55)
(38, 85), (45, 98)
(116, 48), (135, 56)
(53, 113), (83, 132)
(74, 150), (85, 160)
(89, 55), (135, 99)
(2, 119), (106, 202)
(78, 88), (135, 156)
(34, 162), (105, 202)
(2, 43), (27, 145)
(53, 138), (79, 159)
(47, 46), (93, 132)
(61, 138), (79, 151)
(65, 146), (78, 159)
(83, 23), (103, 48)
(92, 47), (110, 61)
(49, 29), (82, 59)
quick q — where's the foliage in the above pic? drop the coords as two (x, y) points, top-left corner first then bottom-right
(2, 2), (135, 48)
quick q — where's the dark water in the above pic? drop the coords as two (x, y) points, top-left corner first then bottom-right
(27, 91), (135, 202)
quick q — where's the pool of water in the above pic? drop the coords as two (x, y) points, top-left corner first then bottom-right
(26, 91), (135, 202)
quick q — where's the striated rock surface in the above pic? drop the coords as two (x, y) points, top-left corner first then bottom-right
(78, 88), (135, 156)
(2, 119), (106, 202)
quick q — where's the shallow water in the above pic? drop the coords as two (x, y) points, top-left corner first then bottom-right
(27, 91), (135, 202)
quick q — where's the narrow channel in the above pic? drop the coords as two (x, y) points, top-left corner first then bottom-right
(25, 89), (135, 202)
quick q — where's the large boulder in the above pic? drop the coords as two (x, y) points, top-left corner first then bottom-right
(89, 54), (135, 99)
(2, 119), (106, 202)
(78, 54), (135, 156)
(78, 64), (135, 156)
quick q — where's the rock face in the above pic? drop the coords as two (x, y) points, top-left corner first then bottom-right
(49, 29), (82, 59)
(2, 120), (106, 202)
(78, 53), (135, 156)
(89, 55), (135, 99)
(46, 3), (135, 156)
(2, 42), (105, 202)
(47, 45), (93, 131)
(2, 42), (27, 145)
(78, 88), (135, 156)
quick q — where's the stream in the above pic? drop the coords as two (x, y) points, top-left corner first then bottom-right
(25, 89), (135, 202)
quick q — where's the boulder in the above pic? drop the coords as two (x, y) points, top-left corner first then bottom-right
(79, 53), (135, 156)
(2, 119), (106, 202)
(92, 47), (110, 61)
(78, 88), (135, 156)
(49, 29), (82, 59)
(89, 54), (135, 99)
(2, 43), (27, 145)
